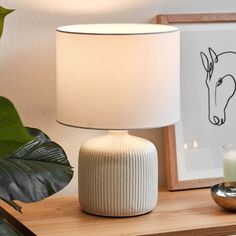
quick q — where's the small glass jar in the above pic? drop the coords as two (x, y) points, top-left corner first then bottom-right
(223, 144), (236, 182)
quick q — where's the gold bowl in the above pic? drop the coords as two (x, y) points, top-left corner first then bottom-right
(211, 182), (236, 211)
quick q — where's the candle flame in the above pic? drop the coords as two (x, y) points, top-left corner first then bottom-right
(184, 143), (188, 150)
(193, 140), (198, 148)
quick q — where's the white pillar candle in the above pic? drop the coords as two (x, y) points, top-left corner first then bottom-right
(224, 147), (236, 182)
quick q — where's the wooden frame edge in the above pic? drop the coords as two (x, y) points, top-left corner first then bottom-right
(156, 13), (236, 25)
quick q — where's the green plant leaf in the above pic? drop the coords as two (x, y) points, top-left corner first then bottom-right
(0, 97), (34, 156)
(0, 128), (74, 212)
(0, 217), (23, 236)
(0, 6), (14, 38)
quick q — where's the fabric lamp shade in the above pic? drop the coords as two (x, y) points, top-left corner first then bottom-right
(56, 24), (180, 130)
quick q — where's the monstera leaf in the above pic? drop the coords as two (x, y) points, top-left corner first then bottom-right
(0, 6), (14, 38)
(0, 97), (34, 156)
(0, 97), (74, 212)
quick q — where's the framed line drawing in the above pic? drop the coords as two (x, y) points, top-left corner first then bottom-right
(156, 13), (236, 190)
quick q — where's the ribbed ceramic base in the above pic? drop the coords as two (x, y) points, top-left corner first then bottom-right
(78, 131), (158, 217)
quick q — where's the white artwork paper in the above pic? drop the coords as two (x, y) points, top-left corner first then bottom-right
(175, 23), (236, 181)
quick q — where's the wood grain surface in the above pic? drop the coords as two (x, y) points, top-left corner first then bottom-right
(2, 189), (236, 236)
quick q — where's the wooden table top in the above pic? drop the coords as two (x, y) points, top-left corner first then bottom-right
(3, 188), (236, 236)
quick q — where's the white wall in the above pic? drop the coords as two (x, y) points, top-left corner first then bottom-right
(1, 0), (236, 195)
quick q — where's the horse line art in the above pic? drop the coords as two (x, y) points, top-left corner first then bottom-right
(200, 48), (236, 126)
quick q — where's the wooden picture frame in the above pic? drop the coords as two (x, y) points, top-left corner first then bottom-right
(156, 13), (236, 190)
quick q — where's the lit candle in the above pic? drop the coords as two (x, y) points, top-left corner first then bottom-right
(223, 145), (236, 182)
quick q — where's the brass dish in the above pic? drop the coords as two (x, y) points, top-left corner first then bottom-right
(211, 182), (236, 211)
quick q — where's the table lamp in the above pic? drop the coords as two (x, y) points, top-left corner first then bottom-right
(56, 24), (179, 217)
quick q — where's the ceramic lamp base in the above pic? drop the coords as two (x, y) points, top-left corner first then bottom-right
(78, 130), (158, 217)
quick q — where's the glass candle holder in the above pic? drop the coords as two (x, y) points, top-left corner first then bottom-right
(223, 144), (236, 182)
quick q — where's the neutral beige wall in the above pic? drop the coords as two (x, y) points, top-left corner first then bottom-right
(1, 0), (235, 195)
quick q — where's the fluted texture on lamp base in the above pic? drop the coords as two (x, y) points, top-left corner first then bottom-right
(78, 131), (158, 217)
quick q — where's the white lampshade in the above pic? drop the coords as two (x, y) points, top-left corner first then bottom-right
(56, 24), (180, 130)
